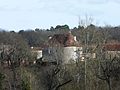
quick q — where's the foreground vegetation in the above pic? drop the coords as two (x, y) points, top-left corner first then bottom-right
(0, 24), (120, 90)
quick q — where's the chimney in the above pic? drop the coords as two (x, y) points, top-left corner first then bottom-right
(48, 35), (52, 39)
(74, 36), (77, 41)
(68, 31), (72, 34)
(31, 47), (33, 49)
(49, 36), (52, 39)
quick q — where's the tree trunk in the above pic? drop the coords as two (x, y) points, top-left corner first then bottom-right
(107, 79), (111, 90)
(10, 60), (17, 90)
(55, 80), (72, 90)
(11, 68), (17, 90)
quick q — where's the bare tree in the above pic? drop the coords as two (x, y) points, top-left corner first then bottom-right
(33, 47), (73, 90)
(0, 32), (31, 90)
(95, 56), (120, 90)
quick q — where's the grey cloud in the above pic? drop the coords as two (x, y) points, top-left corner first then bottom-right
(114, 0), (120, 3)
(0, 6), (22, 12)
(86, 0), (120, 4)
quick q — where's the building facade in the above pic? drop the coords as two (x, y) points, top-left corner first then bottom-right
(42, 31), (83, 64)
(31, 47), (43, 59)
(103, 44), (120, 59)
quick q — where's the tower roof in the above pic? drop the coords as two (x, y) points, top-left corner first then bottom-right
(48, 32), (79, 47)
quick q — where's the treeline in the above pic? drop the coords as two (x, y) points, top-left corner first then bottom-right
(0, 24), (120, 90)
(1, 24), (120, 47)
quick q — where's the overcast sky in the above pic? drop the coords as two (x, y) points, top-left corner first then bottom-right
(0, 0), (120, 31)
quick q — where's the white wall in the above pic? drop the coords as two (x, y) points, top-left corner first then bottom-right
(42, 46), (83, 64)
(36, 50), (42, 59)
(32, 50), (42, 59)
(63, 46), (83, 64)
(106, 51), (120, 59)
